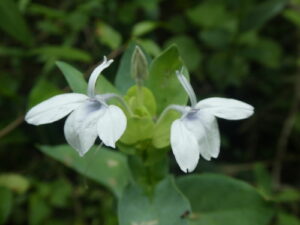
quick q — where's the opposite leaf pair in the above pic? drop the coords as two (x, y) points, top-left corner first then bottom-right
(26, 56), (254, 173)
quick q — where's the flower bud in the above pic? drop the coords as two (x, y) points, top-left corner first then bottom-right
(131, 46), (148, 85)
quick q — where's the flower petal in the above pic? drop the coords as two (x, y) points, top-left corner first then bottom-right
(64, 112), (82, 155)
(182, 114), (212, 161)
(25, 93), (88, 125)
(197, 111), (220, 158)
(176, 70), (197, 107)
(87, 56), (114, 97)
(196, 97), (254, 120)
(170, 119), (200, 173)
(97, 105), (127, 148)
(64, 100), (104, 156)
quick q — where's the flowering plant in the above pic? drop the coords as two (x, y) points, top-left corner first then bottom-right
(26, 45), (274, 225)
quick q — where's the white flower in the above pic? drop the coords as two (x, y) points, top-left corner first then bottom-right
(169, 70), (254, 173)
(25, 57), (127, 156)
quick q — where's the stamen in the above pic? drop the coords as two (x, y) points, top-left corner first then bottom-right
(87, 56), (114, 97)
(176, 69), (197, 107)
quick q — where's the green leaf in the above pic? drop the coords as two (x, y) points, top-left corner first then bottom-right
(65, 12), (88, 32)
(199, 29), (233, 49)
(118, 176), (191, 225)
(38, 145), (130, 198)
(283, 9), (300, 27)
(240, 0), (287, 32)
(132, 21), (158, 37)
(177, 174), (274, 225)
(237, 30), (259, 46)
(0, 0), (33, 45)
(207, 53), (249, 88)
(277, 212), (300, 225)
(56, 61), (87, 94)
(0, 174), (30, 194)
(32, 46), (92, 62)
(96, 22), (122, 49)
(273, 187), (300, 202)
(253, 163), (272, 198)
(115, 43), (137, 94)
(0, 187), (13, 225)
(242, 38), (282, 68)
(29, 194), (51, 225)
(147, 45), (189, 114)
(137, 39), (161, 57)
(28, 78), (63, 109)
(0, 74), (19, 98)
(28, 3), (65, 19)
(49, 179), (72, 208)
(165, 35), (202, 71)
(96, 75), (120, 95)
(187, 2), (234, 29)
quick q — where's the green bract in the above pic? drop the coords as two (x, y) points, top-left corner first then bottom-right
(119, 86), (155, 146)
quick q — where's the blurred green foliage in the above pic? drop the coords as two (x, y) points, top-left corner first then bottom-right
(1, 0), (300, 224)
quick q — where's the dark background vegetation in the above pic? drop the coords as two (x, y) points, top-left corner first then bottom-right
(0, 0), (299, 224)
